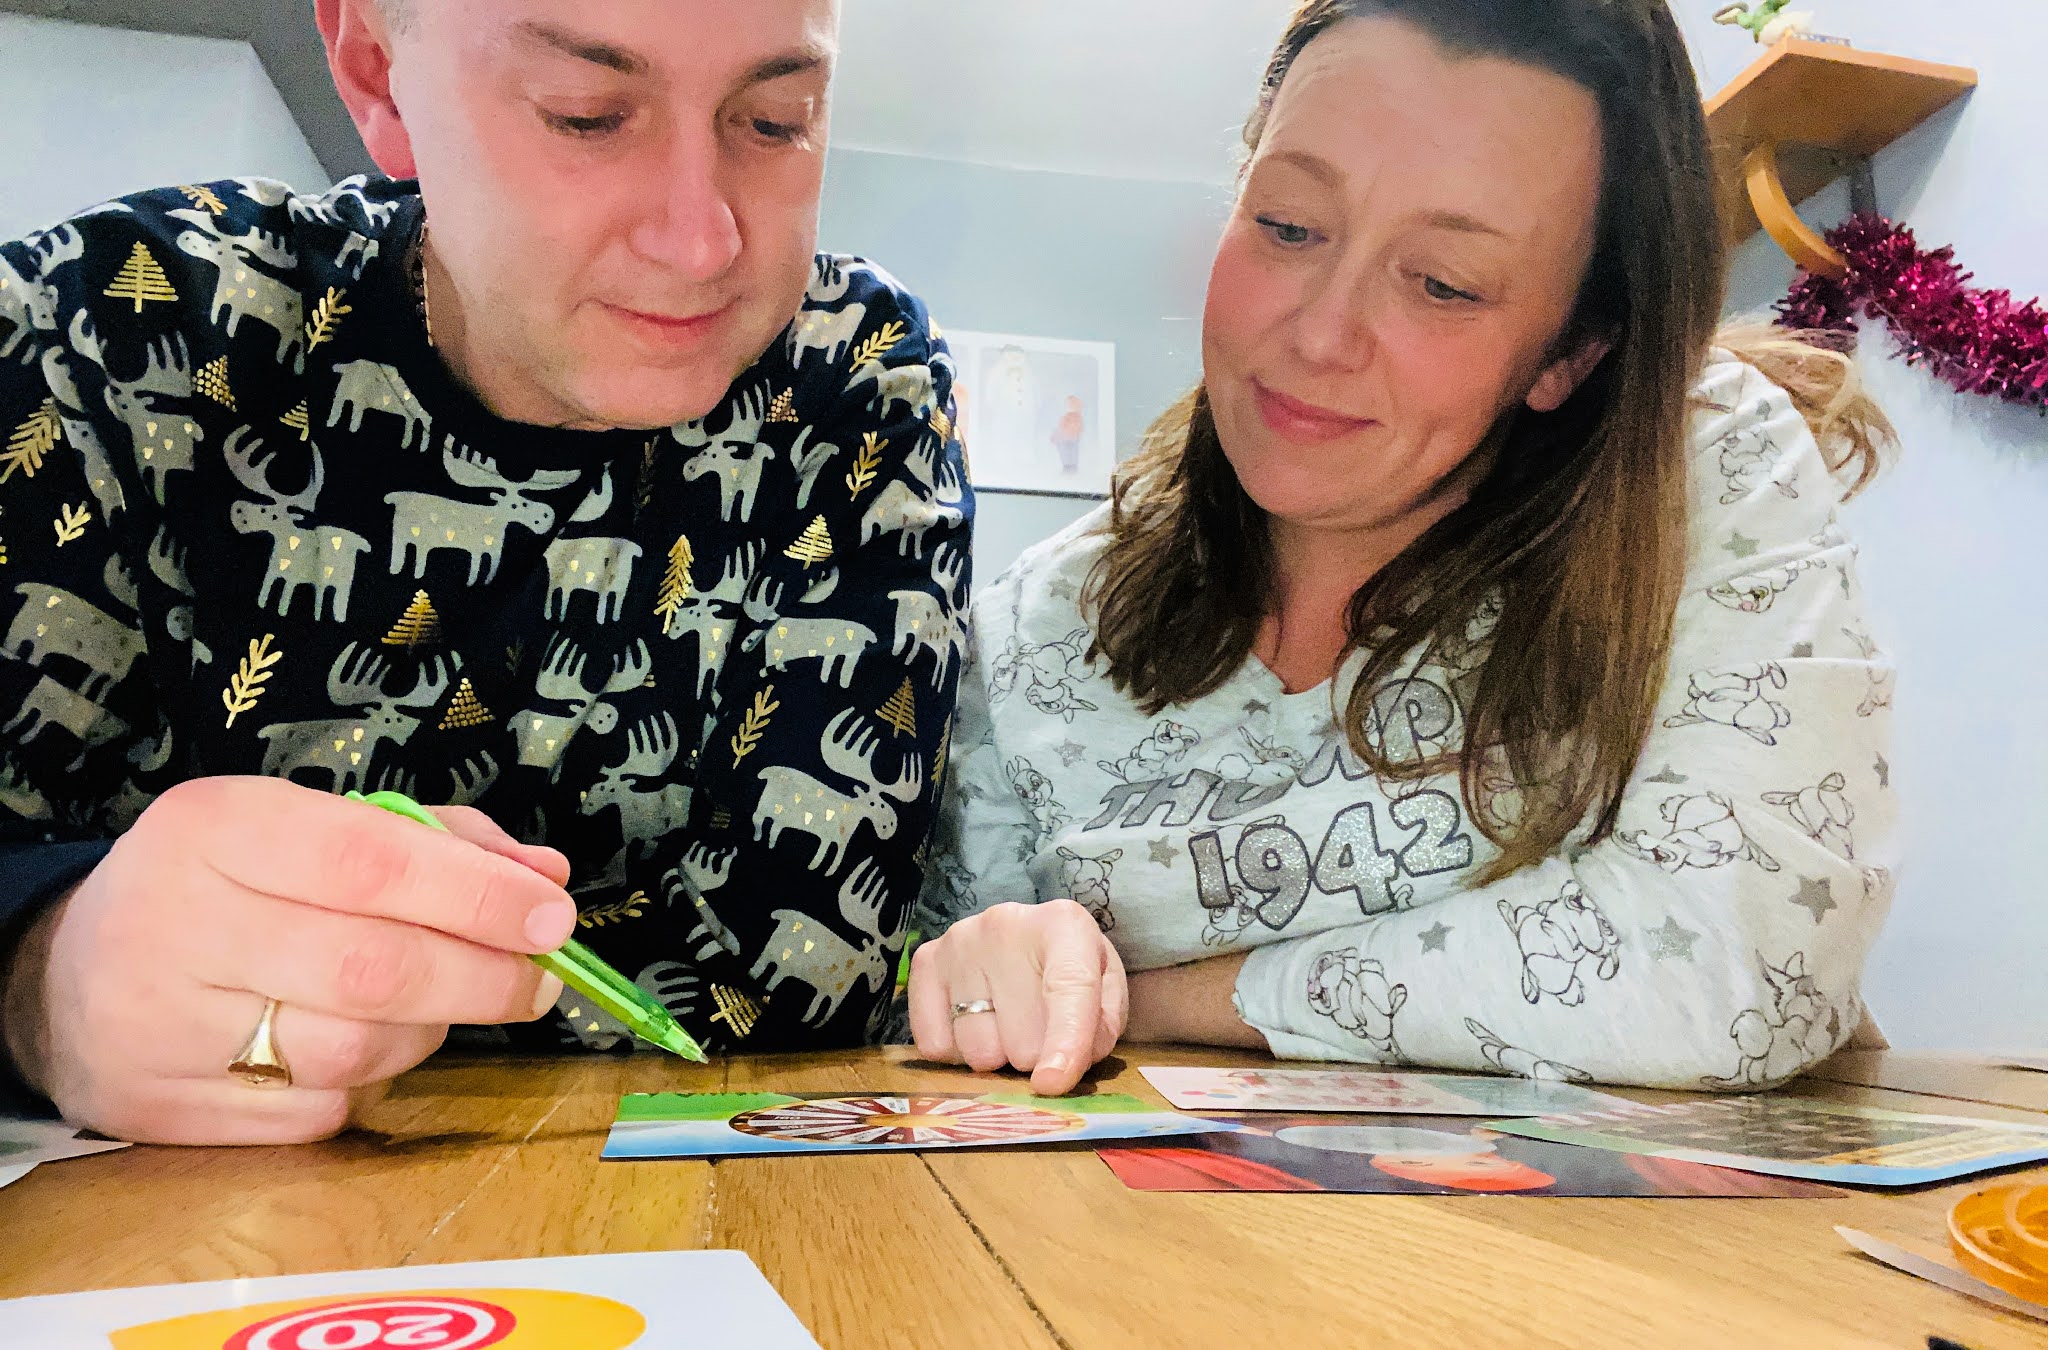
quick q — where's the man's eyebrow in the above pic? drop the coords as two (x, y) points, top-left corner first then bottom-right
(746, 47), (833, 85)
(514, 21), (648, 76)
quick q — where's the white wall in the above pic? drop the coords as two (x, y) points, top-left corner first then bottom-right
(0, 14), (329, 241)
(820, 148), (1229, 581)
(1678, 9), (2048, 1053)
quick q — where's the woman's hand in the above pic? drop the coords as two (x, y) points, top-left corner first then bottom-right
(906, 900), (1127, 1096)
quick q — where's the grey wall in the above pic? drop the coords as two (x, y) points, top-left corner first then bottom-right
(818, 148), (1231, 579)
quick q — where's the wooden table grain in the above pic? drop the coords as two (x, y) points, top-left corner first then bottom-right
(3, 1047), (2045, 1349)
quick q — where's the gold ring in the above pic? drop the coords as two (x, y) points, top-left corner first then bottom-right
(227, 998), (293, 1088)
(950, 999), (996, 1020)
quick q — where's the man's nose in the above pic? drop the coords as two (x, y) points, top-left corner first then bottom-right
(629, 133), (743, 283)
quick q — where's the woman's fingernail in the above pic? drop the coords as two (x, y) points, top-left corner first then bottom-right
(526, 898), (577, 949)
(1041, 1053), (1071, 1077)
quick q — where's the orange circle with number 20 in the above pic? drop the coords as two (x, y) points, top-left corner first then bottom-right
(110, 1287), (646, 1350)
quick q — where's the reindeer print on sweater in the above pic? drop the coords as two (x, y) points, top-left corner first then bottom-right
(0, 177), (970, 1057)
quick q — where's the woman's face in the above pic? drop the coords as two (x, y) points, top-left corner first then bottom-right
(1203, 16), (1607, 538)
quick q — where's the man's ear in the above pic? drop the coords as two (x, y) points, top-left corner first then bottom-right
(1525, 334), (1614, 414)
(318, 0), (418, 178)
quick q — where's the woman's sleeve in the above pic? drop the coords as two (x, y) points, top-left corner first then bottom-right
(915, 569), (1048, 938)
(1232, 359), (1898, 1089)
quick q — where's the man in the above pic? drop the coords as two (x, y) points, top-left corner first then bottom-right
(0, 0), (969, 1145)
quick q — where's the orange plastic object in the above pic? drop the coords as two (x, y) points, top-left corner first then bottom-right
(1949, 1184), (2048, 1305)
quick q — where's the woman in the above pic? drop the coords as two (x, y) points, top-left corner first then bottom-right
(908, 0), (1895, 1095)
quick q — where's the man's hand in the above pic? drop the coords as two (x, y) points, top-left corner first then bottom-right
(906, 900), (1126, 1097)
(0, 777), (576, 1145)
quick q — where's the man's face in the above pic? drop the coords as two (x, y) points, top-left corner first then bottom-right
(360, 0), (837, 430)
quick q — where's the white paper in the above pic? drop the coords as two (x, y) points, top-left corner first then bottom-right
(1836, 1226), (2048, 1325)
(0, 1250), (821, 1349)
(0, 1162), (36, 1190)
(1140, 1065), (1627, 1116)
(0, 1117), (130, 1168)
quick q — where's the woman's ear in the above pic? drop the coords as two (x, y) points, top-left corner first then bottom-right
(318, 0), (418, 179)
(1525, 336), (1614, 414)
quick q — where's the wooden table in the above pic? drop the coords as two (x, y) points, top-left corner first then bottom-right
(4, 1048), (2046, 1349)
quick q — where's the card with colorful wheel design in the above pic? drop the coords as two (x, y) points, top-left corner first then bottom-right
(603, 1091), (1235, 1159)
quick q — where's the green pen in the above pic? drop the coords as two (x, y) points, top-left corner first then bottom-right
(347, 790), (708, 1063)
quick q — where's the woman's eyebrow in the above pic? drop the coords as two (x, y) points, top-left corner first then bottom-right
(1421, 211), (1510, 240)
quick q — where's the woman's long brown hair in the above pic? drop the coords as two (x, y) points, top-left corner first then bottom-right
(1084, 0), (1890, 882)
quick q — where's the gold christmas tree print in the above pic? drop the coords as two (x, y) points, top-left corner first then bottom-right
(305, 287), (351, 351)
(103, 243), (178, 313)
(930, 318), (944, 342)
(439, 677), (495, 731)
(52, 502), (90, 546)
(784, 515), (834, 567)
(709, 985), (761, 1039)
(878, 678), (917, 739)
(767, 388), (799, 423)
(4, 399), (61, 483)
(578, 891), (649, 929)
(222, 634), (282, 729)
(505, 638), (525, 675)
(654, 534), (694, 629)
(195, 356), (236, 410)
(280, 401), (311, 441)
(730, 685), (780, 767)
(845, 432), (884, 499)
(849, 320), (909, 369)
(930, 407), (954, 443)
(178, 183), (227, 214)
(383, 589), (443, 647)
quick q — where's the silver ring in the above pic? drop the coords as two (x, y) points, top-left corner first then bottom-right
(950, 999), (996, 1020)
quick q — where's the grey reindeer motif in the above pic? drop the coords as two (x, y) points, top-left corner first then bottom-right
(512, 637), (651, 781)
(860, 434), (962, 560)
(750, 858), (906, 1025)
(3, 676), (129, 771)
(580, 712), (693, 860)
(787, 300), (868, 368)
(385, 444), (582, 585)
(888, 545), (968, 690)
(225, 428), (372, 622)
(664, 541), (761, 699)
(846, 352), (936, 423)
(790, 426), (844, 510)
(329, 359), (432, 449)
(0, 226), (86, 342)
(740, 577), (878, 689)
(5, 583), (146, 698)
(676, 385), (776, 524)
(543, 536), (643, 624)
(66, 313), (200, 504)
(148, 526), (212, 669)
(255, 645), (453, 793)
(168, 209), (304, 364)
(754, 709), (924, 872)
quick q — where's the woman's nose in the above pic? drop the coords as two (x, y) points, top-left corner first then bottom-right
(1290, 268), (1376, 373)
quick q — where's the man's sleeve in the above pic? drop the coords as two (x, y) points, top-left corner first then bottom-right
(681, 277), (973, 1051)
(0, 227), (161, 1098)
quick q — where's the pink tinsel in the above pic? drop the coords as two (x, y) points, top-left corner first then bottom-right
(1777, 213), (2048, 411)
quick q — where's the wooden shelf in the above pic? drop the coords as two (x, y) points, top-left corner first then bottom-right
(1706, 39), (1977, 271)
